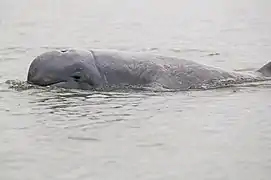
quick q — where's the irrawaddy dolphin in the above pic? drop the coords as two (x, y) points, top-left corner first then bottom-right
(27, 49), (271, 91)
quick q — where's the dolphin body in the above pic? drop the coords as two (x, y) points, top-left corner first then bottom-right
(27, 49), (271, 91)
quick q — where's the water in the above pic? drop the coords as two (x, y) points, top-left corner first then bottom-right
(1, 0), (271, 179)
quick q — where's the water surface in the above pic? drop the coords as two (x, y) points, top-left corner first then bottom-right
(1, 0), (271, 179)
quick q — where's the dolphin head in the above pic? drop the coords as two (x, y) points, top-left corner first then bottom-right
(27, 49), (103, 90)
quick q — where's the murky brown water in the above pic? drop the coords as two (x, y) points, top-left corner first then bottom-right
(1, 0), (271, 179)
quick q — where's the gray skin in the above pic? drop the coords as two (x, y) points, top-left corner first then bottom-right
(27, 49), (271, 91)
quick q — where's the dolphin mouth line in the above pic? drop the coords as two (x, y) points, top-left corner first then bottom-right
(27, 80), (67, 86)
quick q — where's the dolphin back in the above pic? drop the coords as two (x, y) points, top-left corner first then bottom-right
(258, 61), (271, 77)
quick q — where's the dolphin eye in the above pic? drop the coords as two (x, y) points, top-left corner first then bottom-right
(71, 71), (95, 87)
(72, 75), (81, 82)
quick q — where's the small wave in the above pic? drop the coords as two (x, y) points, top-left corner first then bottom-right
(170, 48), (209, 53)
(232, 81), (271, 89)
(207, 52), (220, 56)
(68, 136), (100, 141)
(0, 46), (31, 54)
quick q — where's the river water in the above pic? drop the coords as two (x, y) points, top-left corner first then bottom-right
(1, 0), (271, 180)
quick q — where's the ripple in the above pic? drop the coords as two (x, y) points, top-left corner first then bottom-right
(68, 136), (100, 142)
(0, 46), (31, 56)
(5, 80), (37, 91)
